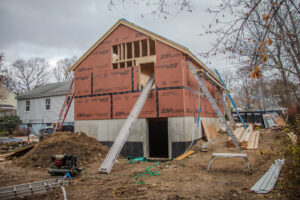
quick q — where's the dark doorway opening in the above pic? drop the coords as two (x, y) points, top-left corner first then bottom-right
(148, 118), (168, 158)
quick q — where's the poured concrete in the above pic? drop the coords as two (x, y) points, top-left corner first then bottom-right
(75, 116), (220, 158)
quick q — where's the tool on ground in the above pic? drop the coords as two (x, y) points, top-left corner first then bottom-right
(48, 154), (82, 175)
(187, 60), (252, 172)
(0, 178), (69, 200)
(99, 75), (155, 174)
(53, 79), (74, 134)
(207, 153), (252, 173)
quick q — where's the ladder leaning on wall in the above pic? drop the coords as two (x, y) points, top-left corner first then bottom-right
(99, 74), (155, 174)
(53, 79), (74, 134)
(186, 59), (252, 173)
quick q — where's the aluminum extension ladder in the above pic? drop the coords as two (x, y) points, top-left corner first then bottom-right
(53, 79), (74, 133)
(0, 178), (69, 200)
(99, 75), (155, 174)
(187, 60), (252, 172)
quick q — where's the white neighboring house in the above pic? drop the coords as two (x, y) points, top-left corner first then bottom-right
(0, 85), (17, 117)
(16, 81), (74, 134)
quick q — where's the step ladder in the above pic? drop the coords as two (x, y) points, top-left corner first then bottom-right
(99, 75), (155, 174)
(187, 60), (252, 172)
(0, 178), (69, 200)
(53, 79), (74, 133)
(187, 60), (241, 152)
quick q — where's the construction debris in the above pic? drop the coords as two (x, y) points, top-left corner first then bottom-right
(263, 113), (278, 129)
(251, 159), (285, 194)
(14, 132), (108, 168)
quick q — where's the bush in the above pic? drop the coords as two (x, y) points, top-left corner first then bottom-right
(0, 115), (22, 134)
(13, 127), (28, 136)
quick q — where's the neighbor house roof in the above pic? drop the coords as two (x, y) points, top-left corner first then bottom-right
(68, 18), (221, 85)
(16, 81), (72, 100)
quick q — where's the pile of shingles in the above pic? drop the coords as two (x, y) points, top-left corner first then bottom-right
(227, 125), (259, 150)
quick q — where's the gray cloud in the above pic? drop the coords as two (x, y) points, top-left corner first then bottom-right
(0, 0), (233, 71)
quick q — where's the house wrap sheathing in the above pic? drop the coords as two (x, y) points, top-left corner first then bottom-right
(69, 19), (224, 158)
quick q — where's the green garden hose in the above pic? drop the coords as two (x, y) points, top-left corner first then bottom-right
(134, 162), (160, 185)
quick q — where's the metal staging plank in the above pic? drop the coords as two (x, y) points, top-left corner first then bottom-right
(99, 75), (155, 174)
(0, 178), (69, 200)
(187, 60), (242, 152)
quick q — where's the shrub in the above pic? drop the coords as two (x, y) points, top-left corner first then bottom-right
(0, 115), (22, 134)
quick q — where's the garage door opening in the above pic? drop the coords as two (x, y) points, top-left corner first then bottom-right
(148, 118), (168, 158)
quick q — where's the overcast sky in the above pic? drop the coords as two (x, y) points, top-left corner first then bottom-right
(0, 0), (235, 73)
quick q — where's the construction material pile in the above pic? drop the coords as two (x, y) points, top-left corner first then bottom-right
(14, 132), (108, 168)
(227, 125), (259, 150)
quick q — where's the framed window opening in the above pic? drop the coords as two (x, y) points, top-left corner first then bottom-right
(111, 38), (156, 70)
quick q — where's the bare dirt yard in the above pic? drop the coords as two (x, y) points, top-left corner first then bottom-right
(0, 129), (291, 199)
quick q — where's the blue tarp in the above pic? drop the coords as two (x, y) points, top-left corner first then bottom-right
(0, 137), (23, 144)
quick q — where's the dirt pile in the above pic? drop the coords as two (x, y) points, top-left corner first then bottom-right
(15, 132), (109, 168)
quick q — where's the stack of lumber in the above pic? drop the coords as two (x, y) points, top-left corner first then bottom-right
(227, 125), (259, 150)
(227, 127), (245, 147)
(201, 119), (218, 141)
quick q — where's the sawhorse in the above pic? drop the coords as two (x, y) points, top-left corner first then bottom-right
(207, 153), (252, 173)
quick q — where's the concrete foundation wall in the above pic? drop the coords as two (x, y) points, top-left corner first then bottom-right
(75, 116), (220, 158)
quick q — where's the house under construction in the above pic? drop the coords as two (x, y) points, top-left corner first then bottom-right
(69, 19), (224, 159)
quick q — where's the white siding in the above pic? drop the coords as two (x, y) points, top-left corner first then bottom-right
(17, 95), (74, 124)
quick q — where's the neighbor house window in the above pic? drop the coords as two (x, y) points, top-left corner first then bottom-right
(45, 99), (51, 110)
(26, 100), (30, 111)
(66, 96), (71, 106)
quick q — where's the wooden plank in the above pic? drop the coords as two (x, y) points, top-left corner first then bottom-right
(147, 39), (150, 56)
(132, 41), (135, 59)
(175, 150), (195, 160)
(207, 124), (218, 139)
(253, 131), (259, 149)
(241, 125), (253, 149)
(1, 145), (34, 160)
(139, 40), (142, 58)
(247, 130), (259, 150)
(201, 119), (211, 140)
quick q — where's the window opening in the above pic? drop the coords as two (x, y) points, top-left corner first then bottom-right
(45, 99), (51, 110)
(141, 39), (148, 57)
(26, 100), (30, 111)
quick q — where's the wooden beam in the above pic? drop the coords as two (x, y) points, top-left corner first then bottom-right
(139, 40), (142, 57)
(125, 43), (128, 60)
(147, 39), (150, 56)
(118, 44), (121, 61)
(132, 41), (135, 59)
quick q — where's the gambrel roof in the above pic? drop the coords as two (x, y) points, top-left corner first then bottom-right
(69, 18), (221, 85)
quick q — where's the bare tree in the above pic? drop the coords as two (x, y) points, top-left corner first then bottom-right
(53, 56), (77, 82)
(11, 58), (50, 93)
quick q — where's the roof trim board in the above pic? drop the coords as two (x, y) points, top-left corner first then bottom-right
(68, 18), (221, 85)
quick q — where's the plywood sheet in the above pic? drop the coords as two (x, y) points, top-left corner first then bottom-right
(74, 96), (111, 120)
(201, 119), (217, 140)
(158, 89), (184, 117)
(93, 68), (132, 94)
(113, 91), (156, 119)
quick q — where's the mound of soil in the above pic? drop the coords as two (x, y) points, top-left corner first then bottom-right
(15, 132), (109, 168)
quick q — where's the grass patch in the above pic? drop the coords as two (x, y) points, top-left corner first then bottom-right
(0, 131), (9, 137)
